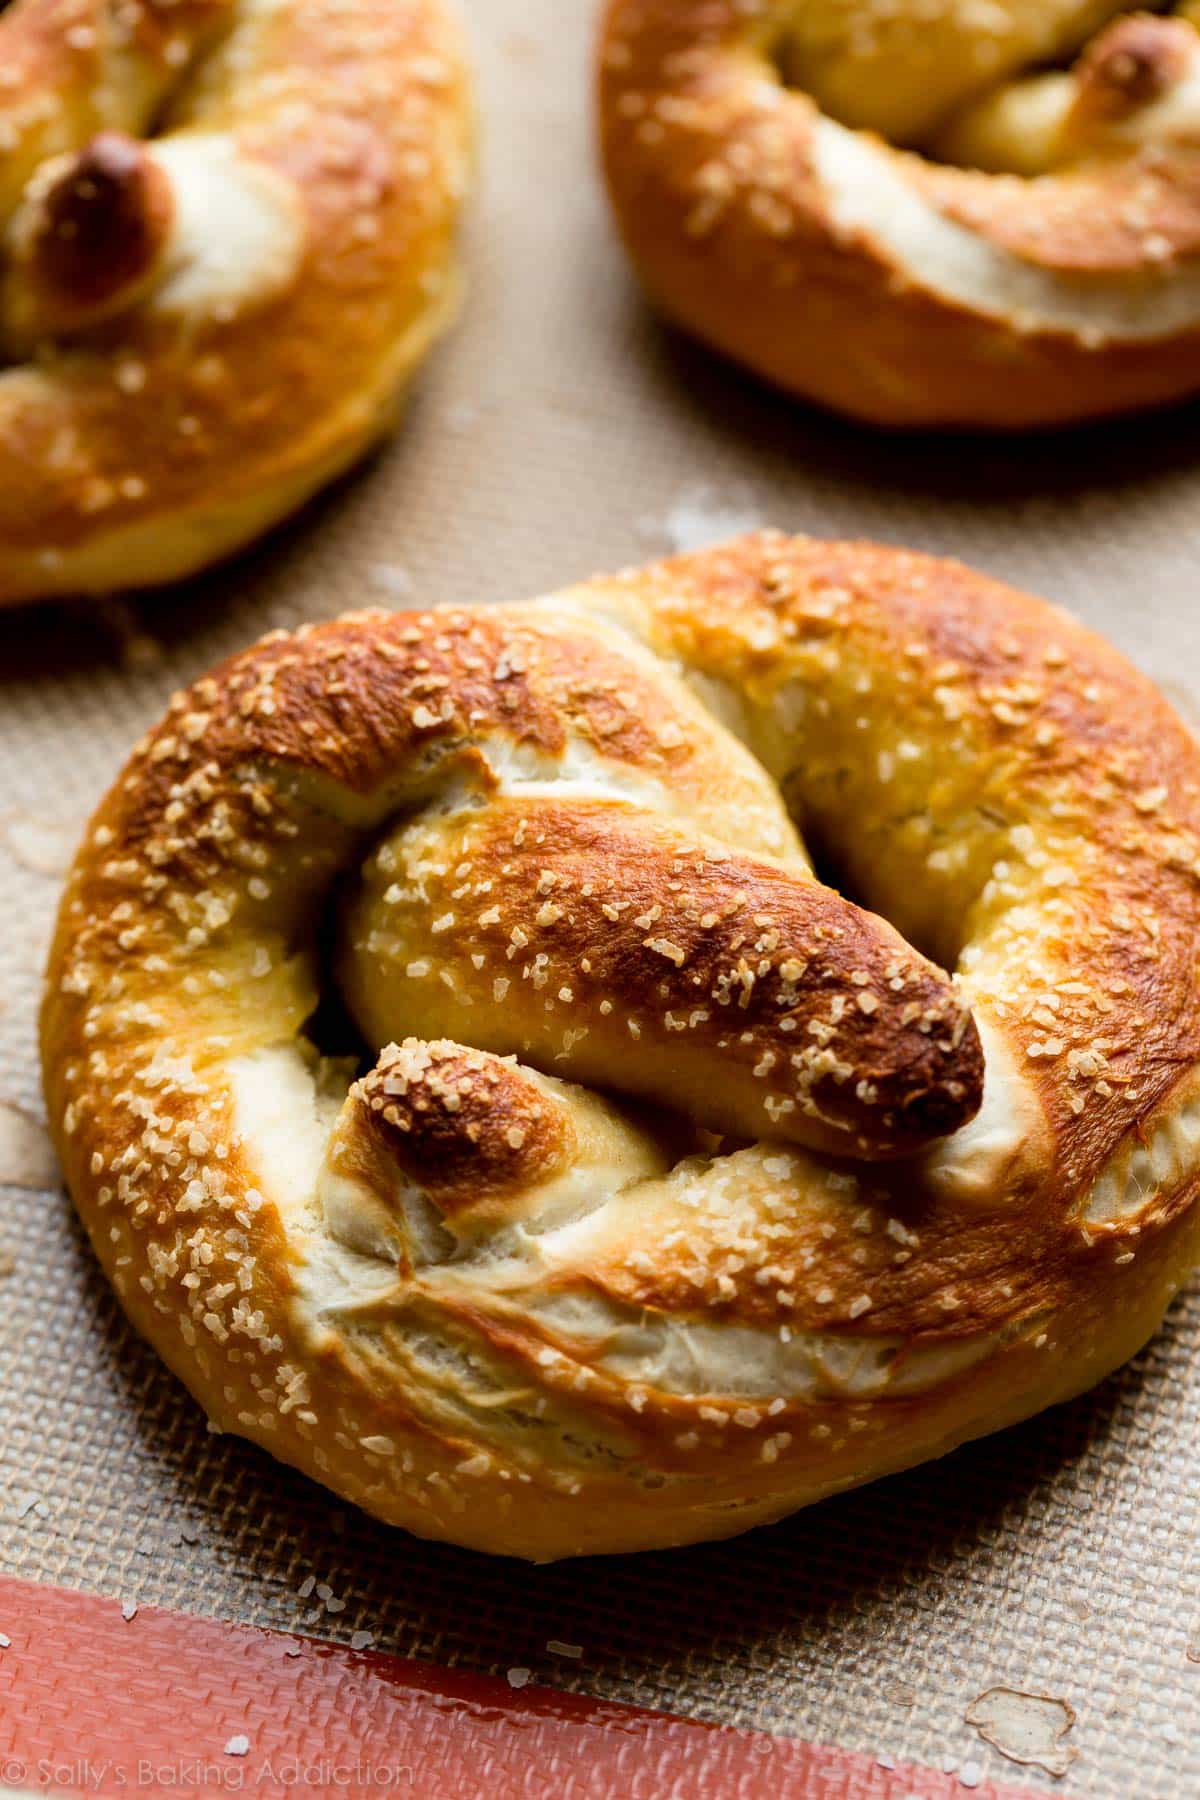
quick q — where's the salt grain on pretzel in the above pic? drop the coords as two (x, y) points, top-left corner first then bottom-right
(41, 535), (1200, 1557)
(0, 0), (470, 603)
(599, 2), (1200, 427)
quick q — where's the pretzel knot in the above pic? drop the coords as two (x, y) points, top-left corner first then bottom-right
(599, 3), (1200, 427)
(42, 537), (1200, 1557)
(0, 0), (470, 605)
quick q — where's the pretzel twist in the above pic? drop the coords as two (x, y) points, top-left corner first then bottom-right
(599, 3), (1200, 426)
(0, 0), (470, 604)
(42, 536), (1200, 1557)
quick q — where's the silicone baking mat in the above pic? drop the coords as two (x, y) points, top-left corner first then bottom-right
(0, 1578), (1051, 1800)
(1, 3), (1198, 1795)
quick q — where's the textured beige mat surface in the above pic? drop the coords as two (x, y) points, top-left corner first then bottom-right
(1, 4), (1198, 1795)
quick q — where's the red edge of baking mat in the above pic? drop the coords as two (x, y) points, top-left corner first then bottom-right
(0, 1575), (1056, 1800)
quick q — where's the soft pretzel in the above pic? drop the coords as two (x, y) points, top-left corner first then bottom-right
(598, 3), (1200, 427)
(0, 0), (470, 605)
(41, 535), (1200, 1558)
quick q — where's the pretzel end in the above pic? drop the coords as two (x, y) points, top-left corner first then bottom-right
(1071, 14), (1196, 127)
(8, 132), (174, 339)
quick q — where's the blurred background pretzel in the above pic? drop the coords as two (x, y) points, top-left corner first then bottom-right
(0, 0), (471, 604)
(599, 2), (1200, 426)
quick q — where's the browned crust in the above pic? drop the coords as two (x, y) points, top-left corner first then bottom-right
(38, 536), (1200, 1557)
(599, 534), (1200, 1177)
(351, 1040), (574, 1217)
(70, 605), (794, 842)
(15, 132), (175, 330)
(0, 0), (471, 600)
(597, 0), (1200, 427)
(0, 0), (234, 218)
(1070, 13), (1195, 123)
(343, 795), (983, 1156)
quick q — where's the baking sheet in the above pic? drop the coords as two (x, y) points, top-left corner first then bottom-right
(1, 4), (1198, 1794)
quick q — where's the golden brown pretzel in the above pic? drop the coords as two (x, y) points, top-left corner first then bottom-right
(41, 536), (1200, 1557)
(0, 0), (471, 604)
(598, 2), (1200, 426)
